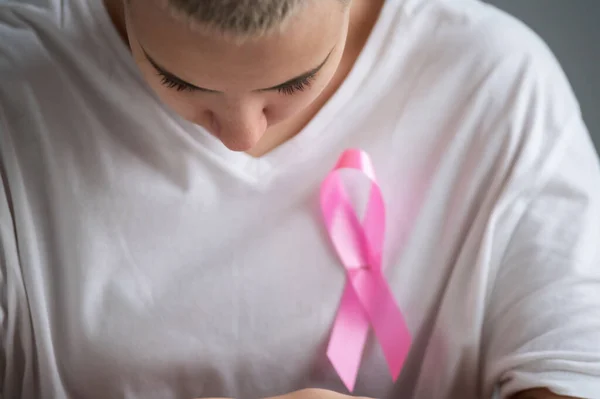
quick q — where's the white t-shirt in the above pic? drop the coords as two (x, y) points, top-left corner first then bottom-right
(1, 0), (600, 398)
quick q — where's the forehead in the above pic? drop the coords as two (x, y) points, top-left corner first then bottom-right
(126, 0), (347, 92)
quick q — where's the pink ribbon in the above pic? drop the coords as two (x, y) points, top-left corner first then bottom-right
(320, 149), (411, 392)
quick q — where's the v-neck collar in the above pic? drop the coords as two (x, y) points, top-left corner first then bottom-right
(186, 0), (404, 181)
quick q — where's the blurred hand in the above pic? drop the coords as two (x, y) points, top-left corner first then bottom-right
(198, 388), (373, 399)
(268, 388), (373, 399)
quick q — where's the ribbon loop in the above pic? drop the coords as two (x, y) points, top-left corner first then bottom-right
(320, 149), (411, 392)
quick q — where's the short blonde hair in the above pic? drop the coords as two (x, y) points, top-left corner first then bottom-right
(166, 0), (348, 37)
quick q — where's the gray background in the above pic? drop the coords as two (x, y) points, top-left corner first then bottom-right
(484, 0), (599, 150)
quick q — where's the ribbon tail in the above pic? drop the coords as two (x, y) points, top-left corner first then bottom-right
(351, 271), (411, 381)
(369, 273), (411, 379)
(327, 281), (370, 392)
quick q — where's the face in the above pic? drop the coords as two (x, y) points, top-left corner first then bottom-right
(125, 0), (350, 152)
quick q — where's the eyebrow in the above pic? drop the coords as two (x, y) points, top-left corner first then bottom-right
(142, 46), (335, 93)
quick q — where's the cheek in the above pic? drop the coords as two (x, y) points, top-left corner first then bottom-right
(265, 94), (315, 123)
(266, 71), (339, 123)
(154, 90), (202, 121)
(132, 56), (201, 120)
(126, 19), (206, 123)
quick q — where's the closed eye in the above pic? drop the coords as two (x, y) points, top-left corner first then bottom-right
(157, 68), (318, 95)
(273, 73), (317, 96)
(142, 44), (334, 95)
(156, 70), (197, 92)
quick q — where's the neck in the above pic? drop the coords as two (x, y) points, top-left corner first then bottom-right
(104, 0), (129, 46)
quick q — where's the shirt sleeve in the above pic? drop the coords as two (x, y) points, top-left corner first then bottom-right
(0, 117), (35, 399)
(482, 111), (600, 399)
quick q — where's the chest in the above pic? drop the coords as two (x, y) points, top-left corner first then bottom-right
(5, 72), (507, 397)
(15, 148), (492, 398)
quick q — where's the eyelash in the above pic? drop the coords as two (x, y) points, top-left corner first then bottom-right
(157, 71), (316, 95)
(276, 74), (316, 96)
(157, 72), (196, 92)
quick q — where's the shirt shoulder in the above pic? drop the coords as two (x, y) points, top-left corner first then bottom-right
(0, 0), (134, 152)
(396, 0), (580, 128)
(407, 0), (561, 64)
(385, 0), (584, 187)
(0, 0), (118, 93)
(0, 0), (67, 59)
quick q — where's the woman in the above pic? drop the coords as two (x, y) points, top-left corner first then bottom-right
(0, 0), (599, 398)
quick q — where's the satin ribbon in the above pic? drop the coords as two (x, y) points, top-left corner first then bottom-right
(320, 149), (411, 392)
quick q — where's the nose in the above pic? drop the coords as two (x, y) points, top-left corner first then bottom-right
(206, 100), (268, 152)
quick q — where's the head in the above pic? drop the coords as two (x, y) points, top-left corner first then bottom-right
(124, 0), (352, 152)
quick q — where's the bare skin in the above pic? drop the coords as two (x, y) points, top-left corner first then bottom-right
(201, 387), (579, 399)
(102, 0), (586, 398)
